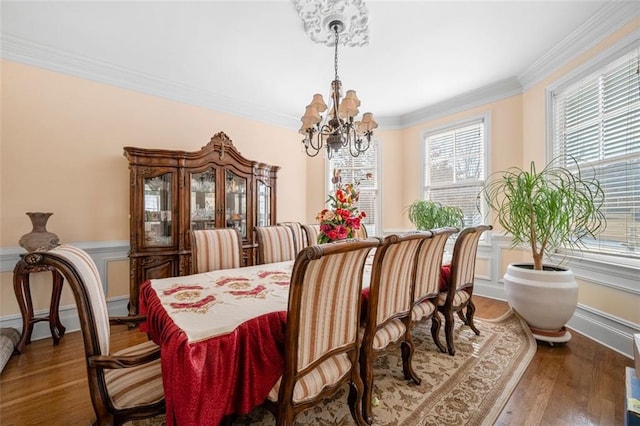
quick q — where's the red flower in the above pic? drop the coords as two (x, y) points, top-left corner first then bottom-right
(339, 209), (351, 220)
(316, 180), (367, 244)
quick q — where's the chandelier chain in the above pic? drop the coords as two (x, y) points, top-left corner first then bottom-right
(334, 25), (340, 82)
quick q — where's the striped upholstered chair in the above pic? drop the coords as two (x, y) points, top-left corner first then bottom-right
(410, 227), (459, 354)
(301, 223), (321, 247)
(277, 221), (307, 253)
(265, 238), (380, 425)
(18, 244), (164, 425)
(353, 223), (368, 238)
(360, 232), (432, 423)
(190, 228), (243, 273)
(254, 225), (297, 264)
(438, 225), (492, 355)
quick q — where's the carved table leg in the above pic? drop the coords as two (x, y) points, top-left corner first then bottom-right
(13, 261), (67, 353)
(13, 269), (34, 354)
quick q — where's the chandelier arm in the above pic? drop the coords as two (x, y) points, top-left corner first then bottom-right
(305, 144), (322, 157)
(307, 129), (324, 151)
(326, 143), (334, 160)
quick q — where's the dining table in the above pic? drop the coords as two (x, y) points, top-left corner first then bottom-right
(139, 260), (298, 425)
(139, 250), (450, 425)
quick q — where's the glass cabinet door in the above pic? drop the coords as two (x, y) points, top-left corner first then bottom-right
(256, 180), (271, 227)
(143, 173), (173, 247)
(225, 170), (247, 238)
(190, 170), (216, 230)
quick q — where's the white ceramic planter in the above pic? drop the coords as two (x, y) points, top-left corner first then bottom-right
(503, 263), (578, 343)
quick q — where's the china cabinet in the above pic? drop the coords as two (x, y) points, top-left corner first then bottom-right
(123, 131), (279, 314)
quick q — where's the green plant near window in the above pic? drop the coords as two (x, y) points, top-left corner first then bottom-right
(481, 156), (606, 271)
(406, 200), (464, 230)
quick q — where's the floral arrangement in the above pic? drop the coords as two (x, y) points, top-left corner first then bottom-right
(316, 170), (367, 243)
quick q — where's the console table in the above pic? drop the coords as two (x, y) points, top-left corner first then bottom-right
(12, 257), (66, 353)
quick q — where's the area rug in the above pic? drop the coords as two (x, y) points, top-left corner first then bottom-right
(132, 309), (535, 426)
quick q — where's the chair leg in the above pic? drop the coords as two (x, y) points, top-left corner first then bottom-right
(347, 373), (367, 426)
(444, 309), (456, 356)
(457, 309), (467, 325)
(360, 347), (375, 425)
(430, 314), (446, 353)
(466, 300), (480, 335)
(276, 402), (295, 426)
(401, 339), (421, 385)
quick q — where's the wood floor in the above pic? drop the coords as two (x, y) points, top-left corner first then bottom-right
(0, 296), (633, 425)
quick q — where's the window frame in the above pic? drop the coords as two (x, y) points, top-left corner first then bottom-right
(546, 33), (640, 262)
(419, 113), (491, 229)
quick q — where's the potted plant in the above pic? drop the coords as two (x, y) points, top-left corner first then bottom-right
(481, 156), (606, 343)
(406, 200), (464, 230)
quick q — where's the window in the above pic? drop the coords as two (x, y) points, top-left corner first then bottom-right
(422, 117), (487, 227)
(327, 139), (380, 236)
(551, 47), (639, 257)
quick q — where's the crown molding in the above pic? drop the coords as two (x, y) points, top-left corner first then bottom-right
(1, 2), (635, 133)
(390, 77), (522, 130)
(518, 1), (640, 91)
(0, 33), (301, 130)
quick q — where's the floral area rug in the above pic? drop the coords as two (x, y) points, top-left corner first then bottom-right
(131, 309), (535, 426)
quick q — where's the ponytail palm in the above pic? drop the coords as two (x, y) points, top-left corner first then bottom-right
(481, 157), (606, 270)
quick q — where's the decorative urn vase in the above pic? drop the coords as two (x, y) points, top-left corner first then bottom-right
(18, 212), (60, 252)
(503, 263), (578, 343)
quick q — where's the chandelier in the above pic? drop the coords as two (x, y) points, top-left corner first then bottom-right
(299, 19), (378, 159)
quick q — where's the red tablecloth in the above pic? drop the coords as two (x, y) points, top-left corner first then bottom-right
(138, 261), (449, 425)
(140, 281), (287, 425)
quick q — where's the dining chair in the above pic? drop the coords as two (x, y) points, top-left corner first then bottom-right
(354, 224), (368, 238)
(438, 224), (492, 355)
(410, 227), (459, 354)
(277, 221), (307, 252)
(265, 238), (381, 426)
(19, 244), (164, 426)
(190, 228), (243, 273)
(301, 223), (320, 247)
(255, 225), (297, 264)
(359, 231), (432, 424)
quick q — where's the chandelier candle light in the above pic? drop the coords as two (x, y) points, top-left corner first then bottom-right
(300, 19), (378, 158)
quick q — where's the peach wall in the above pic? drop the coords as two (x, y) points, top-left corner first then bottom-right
(0, 60), (306, 316)
(376, 130), (404, 232)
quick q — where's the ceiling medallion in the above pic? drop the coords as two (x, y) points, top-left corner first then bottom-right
(293, 0), (370, 47)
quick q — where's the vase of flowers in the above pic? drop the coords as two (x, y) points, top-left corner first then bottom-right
(316, 180), (366, 244)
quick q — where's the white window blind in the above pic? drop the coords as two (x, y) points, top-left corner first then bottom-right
(327, 140), (379, 235)
(424, 119), (486, 226)
(552, 48), (640, 257)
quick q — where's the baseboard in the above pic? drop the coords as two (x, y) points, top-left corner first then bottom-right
(566, 304), (640, 359)
(476, 280), (638, 359)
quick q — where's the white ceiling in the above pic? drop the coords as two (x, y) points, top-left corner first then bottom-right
(2, 1), (637, 130)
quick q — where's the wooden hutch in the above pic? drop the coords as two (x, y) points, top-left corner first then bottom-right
(123, 131), (279, 315)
